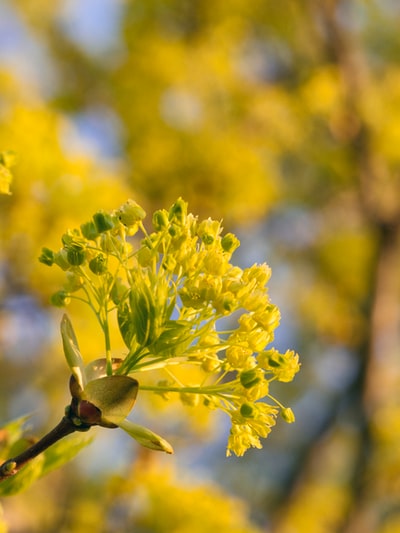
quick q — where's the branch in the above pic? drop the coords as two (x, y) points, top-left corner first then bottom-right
(0, 415), (88, 481)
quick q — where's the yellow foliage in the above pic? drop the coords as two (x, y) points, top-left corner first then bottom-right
(109, 462), (264, 533)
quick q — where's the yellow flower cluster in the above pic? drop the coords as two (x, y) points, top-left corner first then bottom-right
(39, 198), (300, 456)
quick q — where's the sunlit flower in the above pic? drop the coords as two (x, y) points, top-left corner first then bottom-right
(40, 198), (300, 456)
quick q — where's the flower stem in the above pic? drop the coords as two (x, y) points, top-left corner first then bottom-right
(0, 415), (82, 481)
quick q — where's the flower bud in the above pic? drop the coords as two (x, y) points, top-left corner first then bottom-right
(221, 233), (240, 253)
(38, 247), (55, 266)
(93, 211), (114, 233)
(67, 247), (86, 266)
(54, 249), (70, 270)
(168, 197), (187, 224)
(89, 254), (107, 275)
(152, 209), (169, 230)
(198, 219), (221, 245)
(240, 368), (262, 389)
(117, 199), (146, 226)
(240, 402), (255, 418)
(50, 290), (70, 307)
(81, 220), (99, 240)
(281, 407), (295, 423)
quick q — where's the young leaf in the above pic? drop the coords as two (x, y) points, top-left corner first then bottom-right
(118, 419), (174, 454)
(82, 376), (139, 425)
(60, 314), (86, 390)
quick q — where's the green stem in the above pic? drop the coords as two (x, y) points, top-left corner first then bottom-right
(103, 313), (112, 376)
(139, 383), (240, 397)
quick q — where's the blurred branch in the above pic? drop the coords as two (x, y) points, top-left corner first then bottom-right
(0, 416), (81, 481)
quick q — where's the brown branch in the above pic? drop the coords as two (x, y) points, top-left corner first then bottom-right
(0, 413), (91, 481)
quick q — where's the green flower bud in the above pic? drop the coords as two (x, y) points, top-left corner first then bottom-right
(168, 223), (180, 237)
(281, 407), (295, 423)
(81, 220), (99, 240)
(50, 290), (70, 307)
(54, 249), (71, 270)
(152, 209), (169, 230)
(221, 233), (240, 253)
(67, 247), (86, 266)
(117, 199), (146, 226)
(61, 230), (82, 247)
(168, 197), (187, 224)
(38, 247), (55, 266)
(198, 219), (221, 245)
(240, 402), (255, 418)
(110, 277), (128, 305)
(89, 254), (107, 275)
(240, 368), (262, 389)
(93, 211), (114, 233)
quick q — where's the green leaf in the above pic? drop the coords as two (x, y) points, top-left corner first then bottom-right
(118, 419), (174, 454)
(0, 415), (32, 457)
(61, 314), (86, 390)
(151, 320), (192, 357)
(117, 303), (135, 348)
(41, 433), (93, 477)
(82, 376), (138, 425)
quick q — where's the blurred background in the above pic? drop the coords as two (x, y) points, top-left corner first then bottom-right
(1, 0), (400, 531)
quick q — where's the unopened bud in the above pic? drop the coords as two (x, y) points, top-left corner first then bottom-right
(117, 200), (146, 226)
(152, 209), (169, 230)
(51, 290), (70, 307)
(67, 247), (86, 266)
(281, 407), (295, 423)
(221, 233), (240, 253)
(89, 254), (107, 275)
(39, 247), (55, 266)
(240, 402), (255, 418)
(168, 197), (187, 224)
(240, 368), (261, 389)
(93, 211), (114, 233)
(81, 220), (99, 240)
